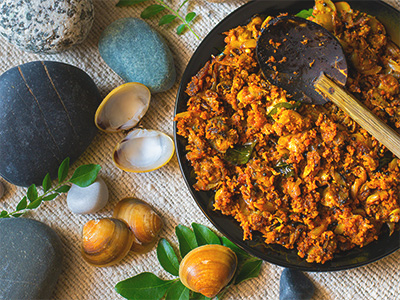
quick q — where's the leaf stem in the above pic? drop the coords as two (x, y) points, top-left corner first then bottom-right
(155, 0), (200, 39)
(5, 180), (70, 218)
(177, 0), (188, 12)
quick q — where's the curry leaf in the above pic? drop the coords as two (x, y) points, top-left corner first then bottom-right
(268, 101), (302, 117)
(116, 0), (200, 39)
(296, 8), (314, 19)
(69, 164), (101, 187)
(177, 24), (186, 35)
(42, 193), (59, 201)
(115, 272), (175, 300)
(274, 159), (295, 178)
(185, 12), (196, 23)
(0, 211), (9, 218)
(224, 142), (256, 165)
(176, 225), (198, 258)
(27, 198), (42, 209)
(157, 239), (180, 276)
(16, 197), (27, 211)
(56, 185), (71, 193)
(192, 293), (211, 300)
(165, 280), (189, 300)
(58, 157), (70, 182)
(221, 236), (250, 262)
(234, 259), (263, 285)
(377, 151), (393, 171)
(27, 184), (38, 202)
(141, 4), (165, 19)
(42, 173), (51, 193)
(192, 223), (221, 246)
(159, 14), (177, 26)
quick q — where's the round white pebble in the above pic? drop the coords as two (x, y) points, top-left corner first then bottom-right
(0, 181), (4, 199)
(67, 177), (109, 214)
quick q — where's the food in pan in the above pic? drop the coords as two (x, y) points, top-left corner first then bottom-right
(175, 0), (400, 263)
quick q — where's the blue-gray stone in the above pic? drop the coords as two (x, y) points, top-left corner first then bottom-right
(0, 218), (63, 300)
(99, 18), (176, 93)
(279, 268), (315, 300)
(0, 61), (101, 187)
(0, 181), (3, 198)
(0, 0), (94, 54)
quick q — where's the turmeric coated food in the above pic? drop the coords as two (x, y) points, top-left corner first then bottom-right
(175, 0), (400, 263)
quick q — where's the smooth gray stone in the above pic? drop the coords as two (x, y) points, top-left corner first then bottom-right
(0, 61), (101, 187)
(0, 181), (3, 199)
(99, 18), (176, 93)
(0, 218), (63, 299)
(0, 0), (94, 54)
(279, 268), (315, 300)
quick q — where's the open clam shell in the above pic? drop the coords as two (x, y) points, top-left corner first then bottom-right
(113, 129), (174, 173)
(95, 82), (151, 133)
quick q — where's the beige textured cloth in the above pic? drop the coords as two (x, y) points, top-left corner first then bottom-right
(0, 0), (400, 299)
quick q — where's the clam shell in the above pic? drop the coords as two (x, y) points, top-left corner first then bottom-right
(95, 82), (151, 133)
(113, 129), (174, 173)
(113, 198), (163, 253)
(81, 218), (134, 267)
(179, 244), (238, 298)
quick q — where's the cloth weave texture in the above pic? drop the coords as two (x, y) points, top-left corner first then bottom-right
(0, 0), (399, 299)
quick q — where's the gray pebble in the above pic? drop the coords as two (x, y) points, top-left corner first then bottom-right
(0, 218), (63, 299)
(99, 18), (176, 93)
(0, 181), (3, 199)
(67, 177), (109, 214)
(0, 0), (94, 53)
(279, 268), (315, 300)
(0, 61), (101, 187)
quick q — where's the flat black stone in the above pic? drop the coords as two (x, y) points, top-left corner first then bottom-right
(0, 218), (63, 299)
(0, 61), (101, 187)
(279, 268), (315, 300)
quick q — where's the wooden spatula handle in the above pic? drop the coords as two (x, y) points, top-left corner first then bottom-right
(315, 73), (400, 158)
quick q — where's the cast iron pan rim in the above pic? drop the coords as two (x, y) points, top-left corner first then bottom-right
(173, 0), (400, 272)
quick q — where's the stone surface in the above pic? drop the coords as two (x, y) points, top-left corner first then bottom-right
(0, 181), (4, 199)
(279, 268), (315, 300)
(98, 18), (176, 93)
(0, 0), (94, 54)
(0, 61), (101, 187)
(67, 177), (109, 214)
(0, 181), (4, 198)
(0, 218), (63, 299)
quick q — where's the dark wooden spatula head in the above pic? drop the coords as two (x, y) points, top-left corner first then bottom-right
(256, 15), (348, 105)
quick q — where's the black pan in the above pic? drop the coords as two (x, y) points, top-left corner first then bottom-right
(174, 0), (400, 271)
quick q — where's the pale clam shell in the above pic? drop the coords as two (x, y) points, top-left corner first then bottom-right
(113, 129), (174, 173)
(95, 82), (151, 133)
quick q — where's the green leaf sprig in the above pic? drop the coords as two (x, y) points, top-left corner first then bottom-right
(116, 0), (200, 39)
(115, 223), (263, 300)
(296, 8), (314, 19)
(0, 157), (101, 218)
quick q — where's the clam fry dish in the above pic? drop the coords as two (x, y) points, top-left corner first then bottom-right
(175, 0), (400, 264)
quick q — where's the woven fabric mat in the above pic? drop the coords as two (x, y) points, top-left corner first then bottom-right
(0, 0), (400, 299)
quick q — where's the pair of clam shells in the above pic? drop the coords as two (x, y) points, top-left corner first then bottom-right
(94, 83), (174, 173)
(81, 198), (163, 267)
